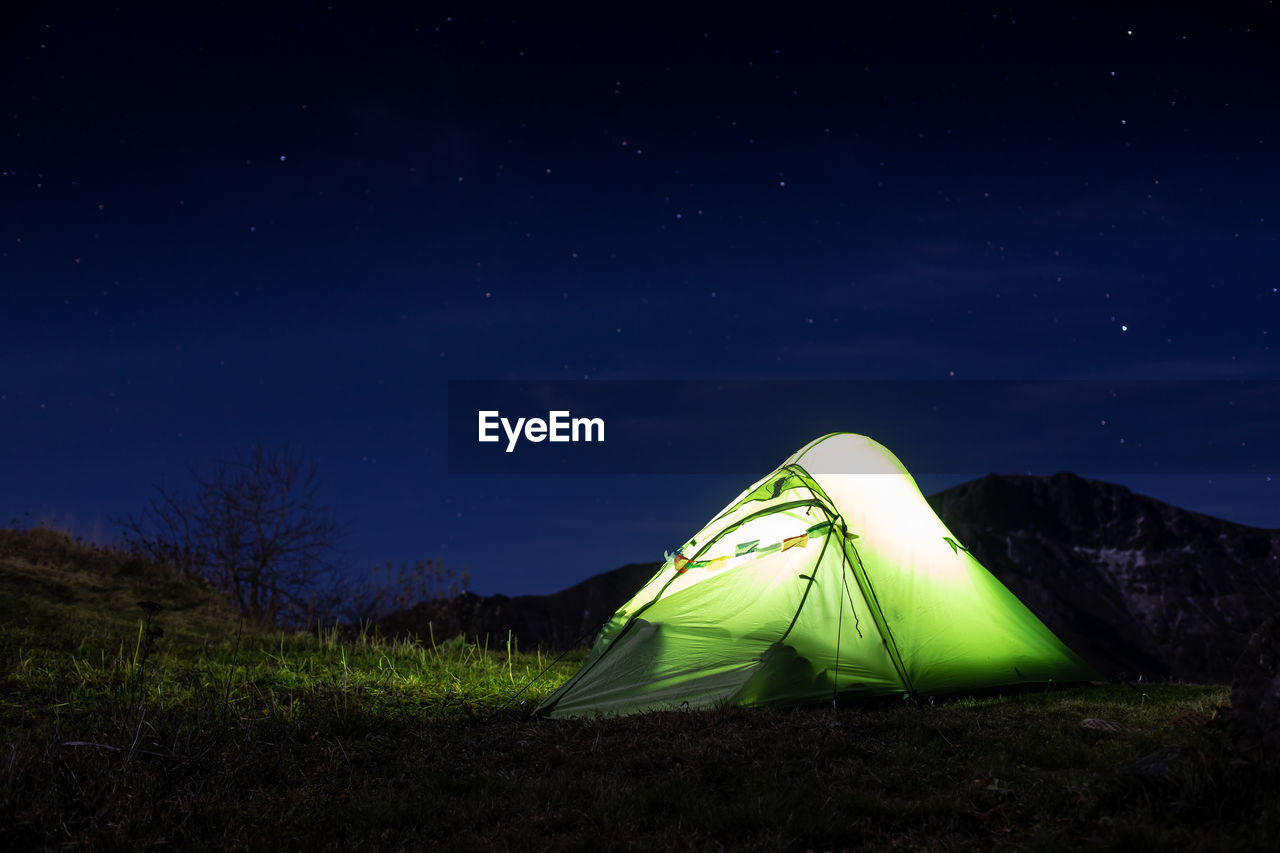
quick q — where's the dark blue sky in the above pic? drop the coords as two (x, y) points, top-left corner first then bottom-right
(3, 2), (1277, 595)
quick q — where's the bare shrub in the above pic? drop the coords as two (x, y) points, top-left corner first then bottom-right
(119, 442), (346, 626)
(338, 558), (471, 624)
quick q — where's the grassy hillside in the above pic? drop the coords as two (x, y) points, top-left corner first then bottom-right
(0, 526), (237, 649)
(2, 529), (1277, 851)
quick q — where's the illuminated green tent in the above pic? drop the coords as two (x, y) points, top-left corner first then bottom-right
(537, 433), (1098, 718)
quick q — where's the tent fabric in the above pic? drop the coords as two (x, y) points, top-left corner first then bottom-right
(536, 433), (1099, 719)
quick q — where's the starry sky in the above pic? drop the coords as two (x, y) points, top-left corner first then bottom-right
(3, 2), (1277, 596)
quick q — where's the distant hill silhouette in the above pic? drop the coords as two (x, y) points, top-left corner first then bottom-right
(378, 561), (660, 651)
(379, 473), (1280, 683)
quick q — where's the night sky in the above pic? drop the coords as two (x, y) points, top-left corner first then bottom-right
(3, 3), (1277, 596)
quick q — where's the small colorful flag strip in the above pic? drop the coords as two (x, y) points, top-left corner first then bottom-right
(781, 534), (808, 551)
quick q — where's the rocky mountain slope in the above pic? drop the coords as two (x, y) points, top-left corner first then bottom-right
(380, 473), (1280, 683)
(927, 472), (1279, 684)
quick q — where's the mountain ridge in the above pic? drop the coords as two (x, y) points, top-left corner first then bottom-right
(928, 471), (1279, 684)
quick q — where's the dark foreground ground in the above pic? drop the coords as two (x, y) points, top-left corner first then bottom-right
(2, 529), (1275, 851)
